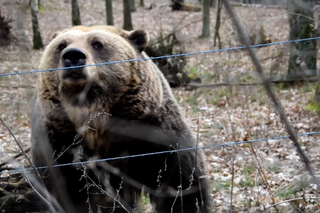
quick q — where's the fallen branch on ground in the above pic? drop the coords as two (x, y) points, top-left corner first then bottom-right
(188, 77), (318, 88)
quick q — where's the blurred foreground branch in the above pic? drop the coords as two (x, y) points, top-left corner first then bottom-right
(222, 0), (320, 191)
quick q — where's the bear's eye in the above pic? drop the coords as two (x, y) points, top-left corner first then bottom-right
(58, 43), (67, 52)
(92, 41), (103, 50)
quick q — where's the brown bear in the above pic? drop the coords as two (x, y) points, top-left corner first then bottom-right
(30, 25), (211, 213)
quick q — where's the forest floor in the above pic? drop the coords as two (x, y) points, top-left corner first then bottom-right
(1, 0), (320, 212)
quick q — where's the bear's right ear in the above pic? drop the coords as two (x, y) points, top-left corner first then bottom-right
(127, 30), (149, 53)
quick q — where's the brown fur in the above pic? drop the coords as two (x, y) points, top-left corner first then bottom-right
(31, 25), (211, 213)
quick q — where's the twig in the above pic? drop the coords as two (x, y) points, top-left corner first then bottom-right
(0, 178), (28, 190)
(250, 144), (279, 213)
(0, 147), (31, 168)
(287, 12), (315, 21)
(0, 117), (55, 212)
(0, 118), (39, 177)
(0, 85), (35, 89)
(225, 96), (237, 213)
(222, 0), (320, 191)
(0, 190), (49, 212)
(149, 11), (202, 47)
(230, 2), (287, 9)
(0, 167), (20, 172)
(0, 157), (60, 213)
(266, 197), (320, 210)
(188, 78), (318, 88)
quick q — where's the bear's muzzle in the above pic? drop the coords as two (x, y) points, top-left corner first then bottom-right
(61, 47), (87, 81)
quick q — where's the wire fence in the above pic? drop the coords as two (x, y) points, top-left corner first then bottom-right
(1, 131), (320, 175)
(1, 36), (320, 77)
(2, 1), (320, 212)
(1, 34), (320, 174)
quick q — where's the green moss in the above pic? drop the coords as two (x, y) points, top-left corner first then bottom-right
(213, 179), (231, 191)
(302, 83), (314, 93)
(187, 66), (199, 79)
(38, 4), (45, 12)
(239, 177), (255, 187)
(185, 92), (198, 105)
(273, 83), (287, 92)
(138, 193), (152, 212)
(266, 164), (280, 173)
(306, 101), (320, 114)
(187, 64), (214, 81)
(242, 165), (255, 175)
(276, 178), (308, 198)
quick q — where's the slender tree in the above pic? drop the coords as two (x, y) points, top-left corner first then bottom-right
(287, 0), (316, 80)
(201, 0), (210, 37)
(30, 0), (43, 49)
(71, 0), (81, 26)
(123, 0), (133, 30)
(213, 0), (222, 48)
(106, 0), (114, 25)
(130, 0), (137, 12)
(210, 0), (216, 7)
(139, 0), (144, 7)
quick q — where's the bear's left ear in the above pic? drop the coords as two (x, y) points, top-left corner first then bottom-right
(127, 30), (149, 53)
(51, 31), (61, 41)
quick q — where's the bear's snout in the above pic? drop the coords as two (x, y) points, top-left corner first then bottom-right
(62, 47), (87, 67)
(61, 47), (88, 82)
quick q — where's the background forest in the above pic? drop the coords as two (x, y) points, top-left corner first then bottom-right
(1, 0), (320, 212)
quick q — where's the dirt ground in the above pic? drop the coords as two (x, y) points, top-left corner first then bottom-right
(1, 0), (320, 212)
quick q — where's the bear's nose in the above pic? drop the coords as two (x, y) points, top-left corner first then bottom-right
(62, 48), (87, 67)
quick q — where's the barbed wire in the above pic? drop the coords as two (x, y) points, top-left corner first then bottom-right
(1, 131), (320, 175)
(1, 36), (320, 77)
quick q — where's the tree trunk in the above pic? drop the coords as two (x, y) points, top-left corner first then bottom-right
(140, 0), (144, 7)
(202, 0), (210, 37)
(71, 0), (81, 26)
(213, 0), (222, 48)
(106, 0), (114, 25)
(30, 0), (43, 49)
(0, 9), (14, 46)
(287, 0), (317, 80)
(210, 0), (216, 7)
(130, 0), (137, 12)
(123, 0), (133, 30)
(314, 82), (320, 103)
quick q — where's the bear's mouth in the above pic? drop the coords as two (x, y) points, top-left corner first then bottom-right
(62, 68), (85, 80)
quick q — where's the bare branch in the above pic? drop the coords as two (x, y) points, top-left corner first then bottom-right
(188, 77), (318, 88)
(0, 117), (39, 178)
(266, 197), (320, 210)
(0, 148), (31, 168)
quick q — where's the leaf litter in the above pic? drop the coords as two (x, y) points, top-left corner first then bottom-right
(1, 0), (320, 212)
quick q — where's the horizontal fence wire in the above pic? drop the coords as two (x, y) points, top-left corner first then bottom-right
(1, 36), (320, 77)
(1, 131), (320, 175)
(1, 36), (320, 175)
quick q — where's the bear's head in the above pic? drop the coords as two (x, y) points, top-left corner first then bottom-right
(40, 25), (148, 89)
(38, 25), (152, 109)
(37, 26), (164, 143)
